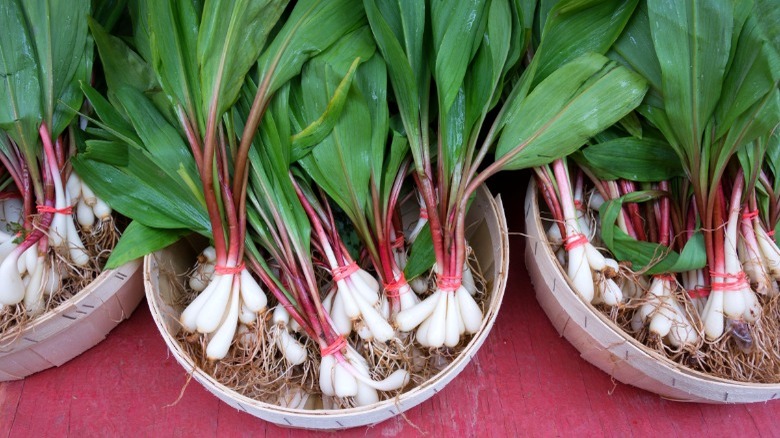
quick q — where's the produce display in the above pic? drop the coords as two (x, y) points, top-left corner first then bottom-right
(2, 0), (777, 427)
(0, 1), (123, 339)
(534, 1), (780, 383)
(69, 0), (644, 414)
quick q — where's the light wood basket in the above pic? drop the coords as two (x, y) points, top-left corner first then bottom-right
(525, 180), (780, 403)
(0, 260), (144, 381)
(144, 185), (509, 429)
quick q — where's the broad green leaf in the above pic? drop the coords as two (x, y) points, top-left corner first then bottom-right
(289, 26), (373, 157)
(0, 0), (41, 153)
(648, 0), (733, 154)
(404, 222), (435, 280)
(105, 221), (189, 269)
(496, 53), (648, 170)
(299, 62), (373, 224)
(81, 82), (142, 148)
(599, 191), (706, 274)
(198, 0), (287, 117)
(714, 9), (780, 140)
(258, 0), (366, 98)
(431, 0), (487, 112)
(91, 0), (127, 32)
(533, 0), (638, 85)
(465, 0), (512, 133)
(578, 137), (684, 181)
(72, 146), (210, 234)
(22, 0), (90, 137)
(114, 86), (201, 191)
(609, 2), (664, 111)
(83, 140), (128, 166)
(364, 0), (425, 158)
(88, 17), (163, 110)
(147, 0), (202, 127)
(127, 0), (152, 65)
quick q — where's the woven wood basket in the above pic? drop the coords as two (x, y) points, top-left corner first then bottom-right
(524, 180), (780, 403)
(0, 260), (144, 381)
(144, 184), (509, 429)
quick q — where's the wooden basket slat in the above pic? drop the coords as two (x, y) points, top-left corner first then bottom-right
(144, 185), (509, 429)
(524, 181), (780, 403)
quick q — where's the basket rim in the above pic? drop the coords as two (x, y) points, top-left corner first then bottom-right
(143, 184), (510, 420)
(0, 259), (142, 350)
(525, 179), (780, 391)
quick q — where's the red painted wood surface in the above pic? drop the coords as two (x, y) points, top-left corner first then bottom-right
(2, 174), (779, 437)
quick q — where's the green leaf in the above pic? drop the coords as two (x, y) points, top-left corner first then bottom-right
(648, 0), (733, 154)
(533, 0), (639, 85)
(72, 147), (210, 234)
(298, 62), (373, 224)
(83, 140), (128, 166)
(114, 86), (201, 192)
(91, 0), (127, 32)
(578, 137), (684, 181)
(404, 222), (435, 280)
(198, 0), (287, 117)
(80, 82), (142, 148)
(259, 0), (366, 98)
(496, 53), (648, 170)
(146, 0), (202, 127)
(105, 221), (189, 269)
(599, 191), (706, 274)
(0, 0), (41, 154)
(88, 17), (165, 111)
(364, 0), (425, 157)
(714, 9), (780, 141)
(22, 0), (90, 137)
(431, 0), (487, 112)
(290, 57), (362, 159)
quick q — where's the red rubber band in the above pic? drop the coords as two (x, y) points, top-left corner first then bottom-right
(437, 275), (461, 292)
(320, 335), (346, 357)
(332, 262), (359, 282)
(768, 230), (776, 237)
(384, 273), (409, 298)
(563, 233), (589, 251)
(214, 263), (245, 275)
(710, 271), (749, 292)
(574, 200), (584, 211)
(391, 235), (405, 249)
(687, 286), (711, 299)
(36, 205), (72, 215)
(419, 208), (428, 220)
(742, 210), (759, 220)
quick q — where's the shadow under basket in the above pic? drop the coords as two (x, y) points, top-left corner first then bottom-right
(524, 180), (780, 403)
(144, 184), (509, 429)
(0, 260), (145, 381)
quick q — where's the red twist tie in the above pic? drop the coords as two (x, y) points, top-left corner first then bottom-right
(687, 286), (711, 299)
(214, 263), (245, 275)
(742, 210), (759, 221)
(384, 273), (409, 298)
(563, 233), (589, 251)
(332, 262), (359, 282)
(36, 205), (73, 215)
(320, 336), (346, 357)
(709, 271), (748, 292)
(419, 208), (428, 220)
(392, 235), (405, 249)
(437, 275), (461, 292)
